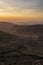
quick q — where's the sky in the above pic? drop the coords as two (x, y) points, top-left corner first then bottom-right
(0, 0), (43, 24)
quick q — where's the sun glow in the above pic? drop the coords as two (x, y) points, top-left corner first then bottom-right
(0, 0), (43, 23)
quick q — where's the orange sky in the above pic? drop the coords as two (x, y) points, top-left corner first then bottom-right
(0, 15), (43, 22)
(0, 0), (43, 24)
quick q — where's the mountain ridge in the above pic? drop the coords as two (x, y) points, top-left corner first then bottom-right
(0, 22), (43, 37)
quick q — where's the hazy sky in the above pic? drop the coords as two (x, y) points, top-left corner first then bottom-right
(0, 0), (43, 24)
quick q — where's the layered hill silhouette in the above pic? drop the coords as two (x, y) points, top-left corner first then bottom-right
(0, 22), (43, 37)
(0, 22), (14, 33)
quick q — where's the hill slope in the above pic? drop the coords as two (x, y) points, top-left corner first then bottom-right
(0, 22), (43, 55)
(0, 31), (43, 56)
(0, 22), (43, 37)
(0, 22), (14, 33)
(0, 31), (43, 65)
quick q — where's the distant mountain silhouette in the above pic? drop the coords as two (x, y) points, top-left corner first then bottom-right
(0, 22), (43, 37)
(0, 22), (14, 33)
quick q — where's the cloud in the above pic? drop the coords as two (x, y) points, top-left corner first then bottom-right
(1, 0), (43, 10)
(0, 1), (13, 12)
(0, 0), (20, 16)
(0, 0), (43, 17)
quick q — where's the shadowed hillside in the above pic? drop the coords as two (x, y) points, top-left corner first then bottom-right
(0, 31), (43, 65)
(0, 22), (14, 33)
(0, 22), (43, 65)
(0, 22), (43, 37)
